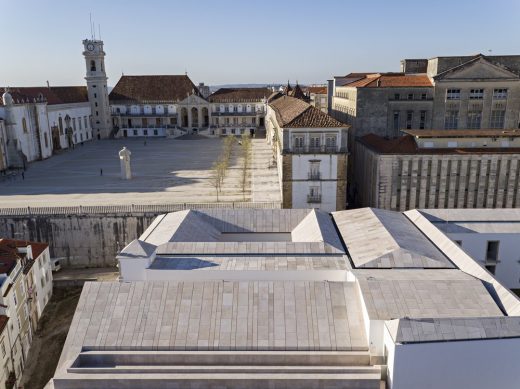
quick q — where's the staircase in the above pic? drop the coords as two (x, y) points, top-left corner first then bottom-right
(54, 350), (383, 389)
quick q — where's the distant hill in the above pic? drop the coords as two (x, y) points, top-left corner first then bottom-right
(209, 83), (279, 93)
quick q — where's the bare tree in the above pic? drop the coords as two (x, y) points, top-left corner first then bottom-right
(240, 134), (252, 200)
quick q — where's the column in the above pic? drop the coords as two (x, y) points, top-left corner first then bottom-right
(188, 107), (192, 128)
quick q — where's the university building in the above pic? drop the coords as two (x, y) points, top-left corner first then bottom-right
(330, 54), (520, 139)
(354, 129), (520, 210)
(266, 95), (349, 212)
(50, 208), (520, 389)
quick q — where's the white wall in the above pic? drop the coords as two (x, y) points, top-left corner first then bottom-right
(448, 232), (520, 289)
(291, 154), (338, 212)
(32, 248), (53, 317)
(47, 103), (93, 148)
(385, 331), (520, 389)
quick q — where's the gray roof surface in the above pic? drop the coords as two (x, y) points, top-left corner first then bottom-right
(292, 209), (344, 252)
(150, 255), (347, 271)
(354, 269), (503, 320)
(386, 317), (520, 344)
(57, 280), (368, 370)
(405, 209), (520, 317)
(333, 208), (454, 268)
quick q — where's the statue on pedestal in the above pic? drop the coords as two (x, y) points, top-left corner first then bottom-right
(119, 147), (132, 180)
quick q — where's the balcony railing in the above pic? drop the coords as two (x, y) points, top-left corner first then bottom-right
(212, 110), (264, 116)
(307, 194), (322, 203)
(308, 172), (321, 180)
(290, 145), (341, 154)
(112, 110), (176, 117)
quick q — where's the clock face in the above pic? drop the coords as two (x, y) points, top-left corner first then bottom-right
(87, 43), (95, 51)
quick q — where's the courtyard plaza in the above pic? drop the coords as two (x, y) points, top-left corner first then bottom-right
(0, 137), (281, 207)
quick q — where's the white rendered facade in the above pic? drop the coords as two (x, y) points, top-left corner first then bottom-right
(83, 39), (111, 139)
(418, 208), (520, 290)
(47, 103), (93, 148)
(266, 96), (349, 212)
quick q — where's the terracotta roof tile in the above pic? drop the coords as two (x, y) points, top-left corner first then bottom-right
(269, 96), (346, 128)
(0, 86), (88, 106)
(208, 87), (271, 103)
(305, 86), (327, 94)
(358, 133), (520, 155)
(109, 75), (200, 103)
(341, 73), (432, 88)
(0, 239), (48, 275)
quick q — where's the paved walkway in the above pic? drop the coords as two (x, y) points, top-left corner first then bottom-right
(251, 138), (281, 203)
(0, 138), (278, 207)
(53, 267), (119, 282)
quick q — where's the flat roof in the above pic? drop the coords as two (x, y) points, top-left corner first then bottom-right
(403, 129), (520, 138)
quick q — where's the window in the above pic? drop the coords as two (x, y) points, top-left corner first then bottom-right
(154, 129), (158, 136)
(80, 133), (83, 141)
(231, 129), (236, 134)
(394, 93), (400, 100)
(419, 111), (426, 129)
(467, 111), (482, 129)
(325, 135), (337, 151)
(95, 102), (98, 107)
(444, 110), (459, 129)
(309, 161), (320, 180)
(406, 111), (413, 129)
(143, 130), (148, 136)
(90, 60), (96, 71)
(22, 118), (28, 133)
(421, 93), (427, 100)
(407, 93), (414, 100)
(59, 117), (63, 135)
(72, 118), (76, 130)
(44, 132), (49, 148)
(486, 241), (499, 263)
(133, 130), (138, 136)
(96, 111), (99, 116)
(294, 136), (304, 150)
(490, 110), (505, 129)
(447, 141), (458, 148)
(1, 341), (5, 357)
(493, 88), (508, 99)
(469, 89), (484, 100)
(84, 116), (88, 128)
(222, 129), (227, 135)
(308, 186), (321, 203)
(446, 89), (461, 100)
(310, 136), (320, 151)
(94, 93), (97, 98)
(393, 111), (400, 131)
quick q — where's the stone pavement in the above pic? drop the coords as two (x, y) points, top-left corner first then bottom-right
(0, 138), (280, 207)
(251, 138), (281, 203)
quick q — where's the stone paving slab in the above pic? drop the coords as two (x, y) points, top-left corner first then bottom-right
(0, 138), (279, 207)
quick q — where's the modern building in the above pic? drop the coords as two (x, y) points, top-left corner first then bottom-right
(51, 208), (520, 389)
(207, 87), (269, 136)
(109, 74), (206, 138)
(266, 95), (349, 211)
(330, 54), (520, 139)
(355, 129), (520, 211)
(418, 208), (520, 290)
(0, 238), (53, 388)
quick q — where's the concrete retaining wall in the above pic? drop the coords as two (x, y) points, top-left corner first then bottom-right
(0, 202), (281, 268)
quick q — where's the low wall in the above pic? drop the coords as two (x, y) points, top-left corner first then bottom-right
(0, 202), (280, 267)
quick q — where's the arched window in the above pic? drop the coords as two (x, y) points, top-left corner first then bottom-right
(90, 60), (96, 72)
(22, 118), (28, 134)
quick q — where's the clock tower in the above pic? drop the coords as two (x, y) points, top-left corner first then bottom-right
(83, 39), (111, 139)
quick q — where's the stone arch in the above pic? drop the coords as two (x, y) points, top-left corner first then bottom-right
(191, 107), (199, 128)
(181, 107), (188, 127)
(202, 107), (209, 127)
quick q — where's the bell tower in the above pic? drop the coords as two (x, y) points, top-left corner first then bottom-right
(83, 39), (111, 139)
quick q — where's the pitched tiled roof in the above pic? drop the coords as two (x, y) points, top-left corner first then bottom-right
(208, 87), (271, 103)
(341, 73), (433, 88)
(109, 75), (201, 103)
(0, 86), (88, 106)
(269, 96), (345, 128)
(0, 238), (47, 277)
(305, 86), (327, 94)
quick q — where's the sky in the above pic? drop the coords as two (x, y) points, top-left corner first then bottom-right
(2, 0), (520, 87)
